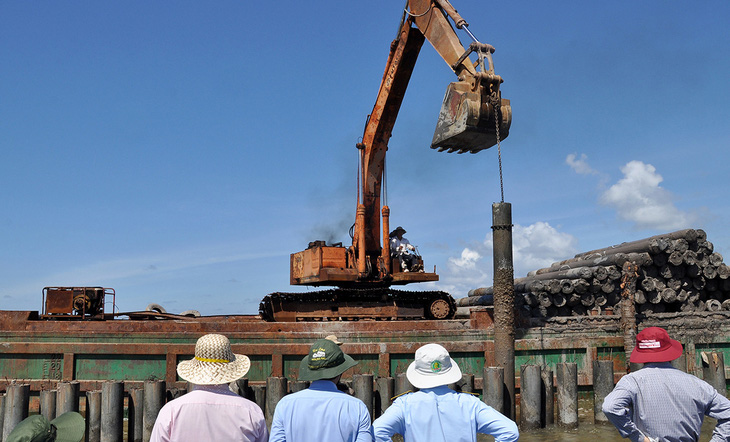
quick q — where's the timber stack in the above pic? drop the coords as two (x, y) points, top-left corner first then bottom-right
(458, 228), (730, 319)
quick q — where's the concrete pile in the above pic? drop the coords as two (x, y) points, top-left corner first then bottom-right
(457, 229), (730, 318)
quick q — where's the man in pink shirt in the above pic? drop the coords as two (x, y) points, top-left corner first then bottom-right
(151, 334), (268, 442)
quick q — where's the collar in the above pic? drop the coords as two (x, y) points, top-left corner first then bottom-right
(192, 384), (232, 393)
(641, 361), (674, 368)
(308, 380), (340, 392)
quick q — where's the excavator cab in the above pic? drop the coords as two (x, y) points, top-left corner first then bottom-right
(432, 43), (512, 154)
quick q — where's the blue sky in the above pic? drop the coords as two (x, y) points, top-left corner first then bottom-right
(2, 1), (728, 316)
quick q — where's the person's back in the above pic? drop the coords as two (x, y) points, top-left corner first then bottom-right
(270, 380), (371, 442)
(603, 327), (730, 442)
(603, 363), (730, 442)
(373, 386), (518, 442)
(152, 385), (267, 442)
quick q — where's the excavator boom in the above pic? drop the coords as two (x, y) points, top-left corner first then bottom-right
(264, 0), (511, 321)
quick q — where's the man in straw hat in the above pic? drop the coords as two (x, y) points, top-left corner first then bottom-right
(603, 326), (730, 442)
(150, 333), (268, 442)
(389, 226), (422, 273)
(270, 338), (373, 441)
(373, 343), (518, 442)
(6, 412), (85, 442)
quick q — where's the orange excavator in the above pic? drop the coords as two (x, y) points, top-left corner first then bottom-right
(260, 0), (511, 321)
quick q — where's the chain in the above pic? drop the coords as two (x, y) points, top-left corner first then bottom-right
(492, 93), (505, 202)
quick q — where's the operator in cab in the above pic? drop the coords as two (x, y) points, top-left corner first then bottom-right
(389, 226), (423, 273)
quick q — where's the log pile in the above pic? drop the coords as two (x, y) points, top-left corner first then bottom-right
(457, 229), (730, 318)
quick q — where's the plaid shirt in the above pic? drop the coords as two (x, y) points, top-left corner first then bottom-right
(602, 362), (730, 442)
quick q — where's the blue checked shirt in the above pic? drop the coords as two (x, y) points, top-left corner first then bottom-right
(602, 362), (730, 442)
(270, 380), (373, 442)
(372, 386), (519, 442)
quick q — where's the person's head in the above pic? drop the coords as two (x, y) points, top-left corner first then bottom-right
(390, 226), (406, 239)
(177, 333), (251, 385)
(629, 326), (683, 363)
(406, 343), (462, 389)
(298, 338), (358, 381)
(6, 412), (85, 442)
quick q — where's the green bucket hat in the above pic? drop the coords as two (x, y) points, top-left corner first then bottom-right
(7, 412), (85, 442)
(298, 338), (358, 381)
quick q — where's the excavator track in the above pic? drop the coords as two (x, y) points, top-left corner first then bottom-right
(259, 288), (456, 322)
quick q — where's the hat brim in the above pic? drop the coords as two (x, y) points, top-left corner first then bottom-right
(298, 353), (358, 381)
(630, 338), (683, 363)
(177, 354), (251, 385)
(406, 357), (462, 389)
(51, 412), (86, 442)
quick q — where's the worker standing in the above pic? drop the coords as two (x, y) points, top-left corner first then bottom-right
(270, 338), (373, 441)
(373, 343), (519, 442)
(603, 327), (730, 442)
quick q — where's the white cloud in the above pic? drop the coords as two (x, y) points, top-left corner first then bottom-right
(600, 160), (697, 230)
(439, 222), (578, 297)
(566, 153), (599, 175)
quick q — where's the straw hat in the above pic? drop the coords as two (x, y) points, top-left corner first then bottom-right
(177, 334), (251, 385)
(406, 343), (462, 389)
(7, 412), (85, 442)
(630, 327), (683, 363)
(298, 338), (358, 381)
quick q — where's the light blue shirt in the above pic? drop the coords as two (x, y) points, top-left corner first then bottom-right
(602, 362), (730, 442)
(270, 380), (373, 442)
(372, 386), (519, 442)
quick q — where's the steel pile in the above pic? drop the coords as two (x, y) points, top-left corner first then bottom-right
(458, 229), (730, 318)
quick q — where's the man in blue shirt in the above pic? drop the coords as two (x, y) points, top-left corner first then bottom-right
(373, 343), (519, 442)
(270, 338), (373, 442)
(603, 326), (730, 442)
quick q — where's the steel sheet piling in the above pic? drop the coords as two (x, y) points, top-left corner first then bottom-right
(352, 374), (374, 420)
(0, 394), (4, 442)
(556, 363), (578, 428)
(57, 381), (80, 415)
(252, 385), (267, 419)
(542, 367), (554, 426)
(2, 384), (29, 442)
(492, 202), (516, 419)
(101, 382), (123, 442)
(127, 388), (143, 442)
(702, 351), (727, 397)
(520, 365), (542, 430)
(143, 380), (166, 442)
(483, 367), (504, 414)
(266, 377), (288, 423)
(593, 360), (614, 422)
(86, 390), (101, 442)
(289, 380), (309, 393)
(39, 390), (56, 422)
(395, 373), (413, 396)
(375, 377), (394, 417)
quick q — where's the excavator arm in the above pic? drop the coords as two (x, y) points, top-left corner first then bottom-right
(274, 0), (510, 321)
(355, 0), (511, 282)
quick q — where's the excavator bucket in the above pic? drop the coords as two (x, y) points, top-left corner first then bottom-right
(431, 81), (511, 154)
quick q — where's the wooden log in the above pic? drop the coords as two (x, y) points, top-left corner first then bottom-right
(552, 293), (567, 308)
(707, 299), (722, 312)
(721, 299), (730, 311)
(560, 279), (575, 294)
(669, 238), (689, 254)
(634, 290), (647, 304)
(572, 229), (698, 260)
(661, 288), (677, 303)
(717, 264), (730, 279)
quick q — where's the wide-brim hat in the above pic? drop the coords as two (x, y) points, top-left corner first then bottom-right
(407, 343), (462, 389)
(177, 334), (251, 385)
(299, 338), (358, 381)
(389, 226), (406, 237)
(630, 326), (683, 363)
(7, 412), (85, 442)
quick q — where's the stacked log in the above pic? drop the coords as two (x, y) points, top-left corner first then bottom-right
(457, 229), (730, 319)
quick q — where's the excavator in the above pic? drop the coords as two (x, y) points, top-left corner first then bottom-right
(259, 0), (511, 321)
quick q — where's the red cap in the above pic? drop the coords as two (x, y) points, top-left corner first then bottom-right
(630, 327), (683, 363)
